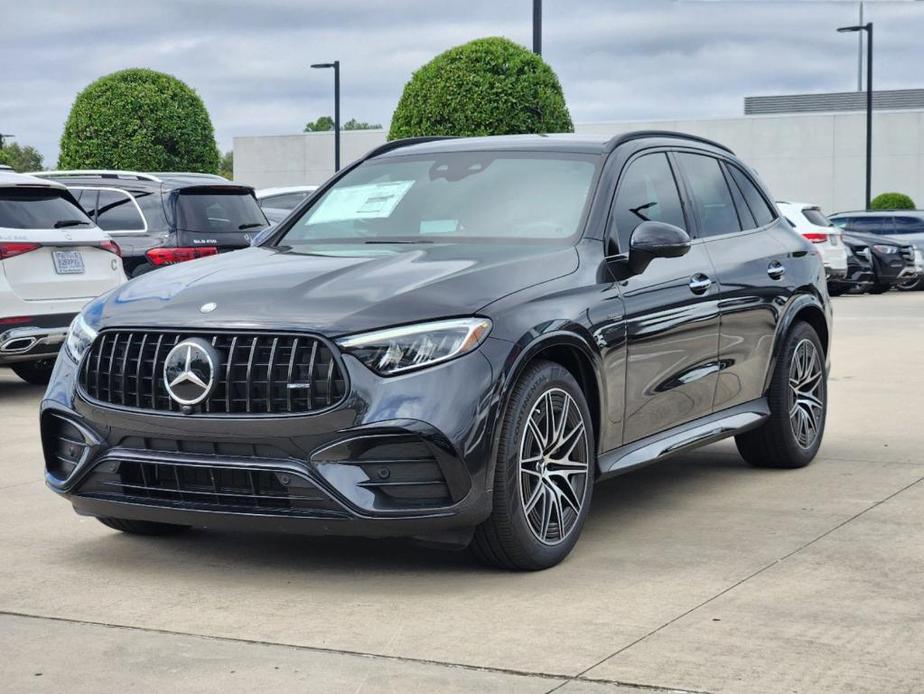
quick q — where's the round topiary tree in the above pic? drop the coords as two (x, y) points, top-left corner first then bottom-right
(871, 192), (916, 210)
(388, 37), (573, 140)
(58, 68), (220, 173)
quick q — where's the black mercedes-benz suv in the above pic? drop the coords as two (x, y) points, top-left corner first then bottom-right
(30, 171), (269, 278)
(41, 133), (831, 570)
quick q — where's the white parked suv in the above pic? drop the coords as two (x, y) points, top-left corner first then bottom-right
(777, 201), (848, 280)
(256, 185), (317, 224)
(1, 172), (126, 384)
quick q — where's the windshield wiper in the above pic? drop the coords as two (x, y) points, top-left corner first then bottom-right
(54, 219), (91, 228)
(362, 239), (434, 245)
(238, 222), (265, 230)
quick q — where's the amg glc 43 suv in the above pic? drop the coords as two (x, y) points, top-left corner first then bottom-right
(42, 133), (831, 569)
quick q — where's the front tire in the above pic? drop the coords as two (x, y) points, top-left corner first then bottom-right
(472, 360), (594, 570)
(736, 322), (826, 469)
(97, 517), (191, 535)
(868, 282), (892, 294)
(11, 359), (55, 385)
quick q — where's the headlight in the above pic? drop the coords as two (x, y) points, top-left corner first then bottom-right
(337, 317), (492, 376)
(872, 244), (899, 255)
(65, 313), (98, 363)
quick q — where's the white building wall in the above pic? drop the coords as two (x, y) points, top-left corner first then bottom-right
(234, 110), (924, 213)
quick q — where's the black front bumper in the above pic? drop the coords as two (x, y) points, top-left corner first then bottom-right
(41, 340), (511, 539)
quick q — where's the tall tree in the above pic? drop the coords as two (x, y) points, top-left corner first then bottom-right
(219, 150), (233, 180)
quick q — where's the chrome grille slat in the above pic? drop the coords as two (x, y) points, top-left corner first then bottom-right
(80, 330), (346, 416)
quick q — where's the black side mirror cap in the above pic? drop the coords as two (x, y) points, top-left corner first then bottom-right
(627, 221), (691, 274)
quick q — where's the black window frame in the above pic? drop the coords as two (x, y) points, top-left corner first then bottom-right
(723, 161), (778, 230)
(671, 150), (743, 239)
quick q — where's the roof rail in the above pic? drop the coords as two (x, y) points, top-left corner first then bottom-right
(605, 130), (734, 155)
(26, 170), (163, 182)
(150, 172), (229, 181)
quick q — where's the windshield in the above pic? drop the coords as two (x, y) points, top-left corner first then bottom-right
(280, 152), (598, 245)
(802, 207), (833, 228)
(176, 189), (268, 233)
(0, 188), (93, 230)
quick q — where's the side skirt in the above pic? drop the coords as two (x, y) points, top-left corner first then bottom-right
(597, 398), (769, 480)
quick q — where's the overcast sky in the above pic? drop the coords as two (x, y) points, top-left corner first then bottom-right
(3, 0), (923, 165)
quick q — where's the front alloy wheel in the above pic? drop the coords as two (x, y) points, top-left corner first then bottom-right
(518, 388), (590, 545)
(473, 360), (594, 570)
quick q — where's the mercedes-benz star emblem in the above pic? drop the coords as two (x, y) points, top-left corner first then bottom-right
(163, 338), (219, 407)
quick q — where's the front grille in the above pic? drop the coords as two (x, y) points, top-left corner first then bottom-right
(78, 458), (345, 516)
(80, 330), (346, 415)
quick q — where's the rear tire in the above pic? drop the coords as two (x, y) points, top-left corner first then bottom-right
(11, 360), (55, 385)
(472, 360), (594, 570)
(736, 322), (826, 469)
(97, 517), (191, 535)
(826, 285), (847, 297)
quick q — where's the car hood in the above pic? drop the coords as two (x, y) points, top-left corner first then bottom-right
(95, 243), (579, 335)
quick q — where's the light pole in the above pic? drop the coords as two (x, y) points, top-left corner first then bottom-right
(0, 133), (13, 150)
(838, 22), (873, 210)
(533, 0), (542, 55)
(311, 60), (341, 172)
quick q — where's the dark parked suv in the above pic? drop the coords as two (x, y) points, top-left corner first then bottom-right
(30, 171), (269, 277)
(829, 211), (924, 291)
(42, 133), (831, 570)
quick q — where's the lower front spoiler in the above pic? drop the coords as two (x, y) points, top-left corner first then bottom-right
(66, 493), (487, 541)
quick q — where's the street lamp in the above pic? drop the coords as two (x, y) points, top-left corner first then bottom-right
(311, 60), (341, 172)
(838, 22), (873, 210)
(533, 0), (542, 55)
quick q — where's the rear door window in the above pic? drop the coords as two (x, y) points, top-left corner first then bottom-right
(0, 188), (93, 230)
(850, 217), (888, 234)
(176, 189), (268, 232)
(674, 153), (740, 237)
(96, 189), (145, 231)
(892, 216), (924, 234)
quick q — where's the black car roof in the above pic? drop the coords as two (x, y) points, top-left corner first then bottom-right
(372, 131), (733, 159)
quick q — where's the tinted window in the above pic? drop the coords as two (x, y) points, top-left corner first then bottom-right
(727, 165), (776, 227)
(848, 217), (888, 234)
(892, 216), (924, 234)
(262, 192), (308, 210)
(801, 207), (833, 227)
(0, 188), (93, 230)
(75, 188), (99, 218)
(96, 189), (145, 231)
(608, 153), (686, 253)
(282, 153), (598, 245)
(724, 165), (756, 229)
(176, 190), (268, 233)
(675, 153), (740, 237)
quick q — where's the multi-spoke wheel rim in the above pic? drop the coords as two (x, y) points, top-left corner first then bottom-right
(788, 339), (824, 449)
(518, 388), (590, 546)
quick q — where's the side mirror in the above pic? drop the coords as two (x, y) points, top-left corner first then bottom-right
(627, 221), (691, 274)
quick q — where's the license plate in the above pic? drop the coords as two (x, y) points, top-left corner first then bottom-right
(52, 250), (85, 275)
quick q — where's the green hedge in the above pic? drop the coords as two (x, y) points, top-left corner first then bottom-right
(388, 37), (573, 140)
(58, 68), (220, 173)
(871, 192), (916, 210)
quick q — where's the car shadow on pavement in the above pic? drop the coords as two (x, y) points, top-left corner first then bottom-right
(57, 445), (748, 577)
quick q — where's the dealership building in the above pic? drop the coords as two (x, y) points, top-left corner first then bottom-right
(235, 88), (924, 214)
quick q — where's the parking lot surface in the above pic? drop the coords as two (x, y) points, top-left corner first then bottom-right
(1, 293), (922, 693)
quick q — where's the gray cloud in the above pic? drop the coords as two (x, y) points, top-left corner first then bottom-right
(2, 0), (922, 164)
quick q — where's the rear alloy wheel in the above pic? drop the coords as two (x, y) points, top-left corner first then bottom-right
(472, 360), (593, 570)
(11, 359), (55, 385)
(736, 322), (826, 468)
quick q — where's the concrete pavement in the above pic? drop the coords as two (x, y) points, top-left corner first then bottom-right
(1, 293), (922, 693)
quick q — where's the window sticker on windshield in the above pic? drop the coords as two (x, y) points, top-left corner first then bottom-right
(309, 180), (414, 223)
